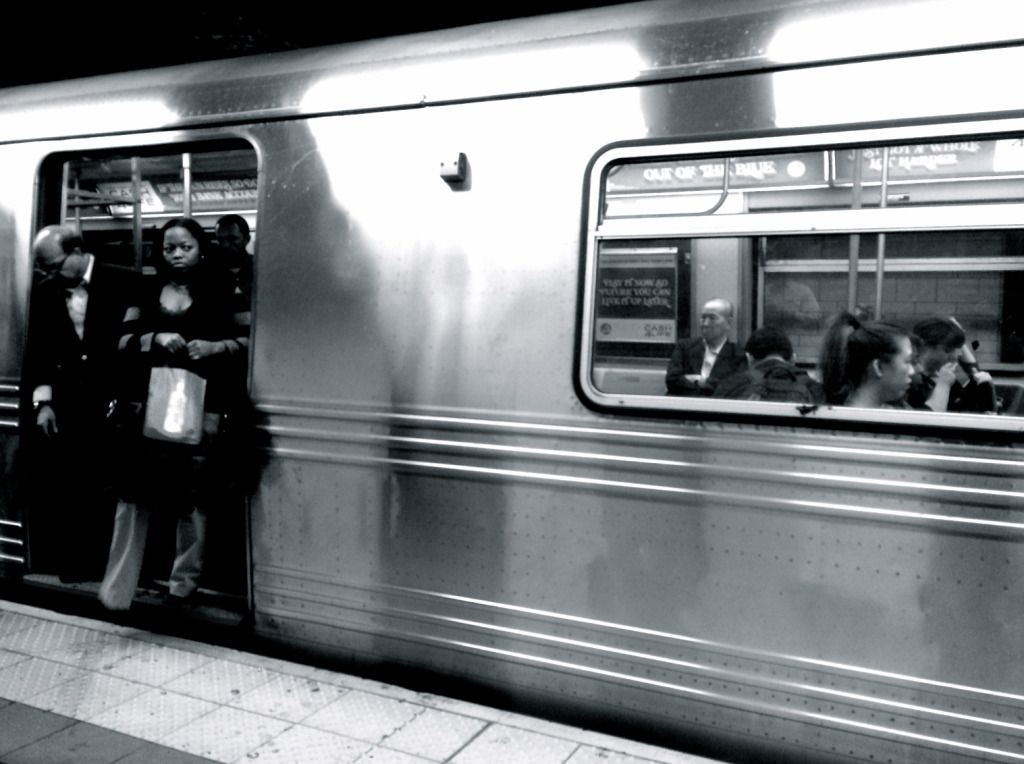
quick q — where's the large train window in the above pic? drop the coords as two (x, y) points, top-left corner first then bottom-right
(580, 129), (1024, 433)
(41, 141), (257, 280)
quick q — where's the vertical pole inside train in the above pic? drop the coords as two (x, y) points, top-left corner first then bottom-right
(875, 146), (890, 320)
(59, 162), (71, 227)
(131, 157), (143, 271)
(847, 149), (862, 314)
(182, 152), (192, 218)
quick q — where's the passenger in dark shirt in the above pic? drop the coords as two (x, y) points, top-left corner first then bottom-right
(24, 224), (139, 582)
(214, 213), (253, 305)
(714, 326), (823, 404)
(907, 316), (997, 413)
(99, 217), (248, 611)
(665, 297), (746, 396)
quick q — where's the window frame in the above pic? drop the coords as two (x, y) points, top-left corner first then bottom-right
(579, 119), (1024, 435)
(41, 137), (260, 274)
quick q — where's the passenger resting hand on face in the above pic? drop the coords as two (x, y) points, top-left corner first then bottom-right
(935, 361), (958, 388)
(907, 316), (998, 413)
(953, 331), (993, 385)
(926, 360), (959, 412)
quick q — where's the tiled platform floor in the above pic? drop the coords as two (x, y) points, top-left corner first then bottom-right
(0, 600), (720, 764)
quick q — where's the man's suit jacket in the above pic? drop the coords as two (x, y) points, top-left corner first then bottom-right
(25, 262), (140, 429)
(665, 337), (745, 396)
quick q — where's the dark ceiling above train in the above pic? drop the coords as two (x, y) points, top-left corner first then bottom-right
(6, 3), (626, 88)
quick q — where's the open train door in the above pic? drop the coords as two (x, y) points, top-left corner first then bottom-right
(20, 141), (259, 626)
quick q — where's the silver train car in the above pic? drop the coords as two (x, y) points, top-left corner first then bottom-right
(2, 1), (1024, 761)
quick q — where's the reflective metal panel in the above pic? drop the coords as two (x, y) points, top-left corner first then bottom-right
(244, 76), (1024, 762)
(1, 4), (1024, 761)
(0, 144), (41, 566)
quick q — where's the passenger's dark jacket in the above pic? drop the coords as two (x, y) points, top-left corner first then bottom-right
(665, 337), (745, 396)
(713, 357), (824, 404)
(906, 370), (997, 413)
(24, 262), (140, 429)
(114, 263), (254, 507)
(23, 261), (140, 578)
(119, 263), (246, 414)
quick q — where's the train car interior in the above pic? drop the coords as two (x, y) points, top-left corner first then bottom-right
(23, 140), (258, 618)
(585, 130), (1024, 425)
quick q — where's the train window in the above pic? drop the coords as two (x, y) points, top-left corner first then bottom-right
(46, 141), (257, 274)
(581, 129), (1024, 433)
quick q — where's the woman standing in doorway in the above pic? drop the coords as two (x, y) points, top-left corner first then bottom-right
(99, 217), (249, 610)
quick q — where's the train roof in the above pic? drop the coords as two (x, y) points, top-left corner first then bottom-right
(0, 0), (1021, 144)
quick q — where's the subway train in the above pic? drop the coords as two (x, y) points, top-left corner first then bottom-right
(2, 1), (1024, 761)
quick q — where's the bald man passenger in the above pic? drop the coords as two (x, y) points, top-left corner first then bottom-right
(24, 225), (139, 583)
(665, 298), (746, 397)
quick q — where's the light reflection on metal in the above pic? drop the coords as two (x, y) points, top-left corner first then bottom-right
(0, 99), (178, 143)
(383, 584), (1024, 703)
(257, 606), (1024, 760)
(269, 446), (1024, 532)
(257, 401), (1024, 469)
(772, 48), (1024, 128)
(300, 41), (645, 115)
(266, 425), (1024, 502)
(367, 603), (1024, 733)
(766, 0), (1023, 64)
(301, 86), (645, 283)
(793, 683), (1024, 732)
(801, 713), (1024, 760)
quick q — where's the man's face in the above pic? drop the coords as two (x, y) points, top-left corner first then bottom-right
(35, 229), (88, 284)
(699, 302), (732, 346)
(216, 224), (249, 258)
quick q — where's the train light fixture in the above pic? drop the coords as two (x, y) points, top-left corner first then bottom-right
(440, 153), (468, 185)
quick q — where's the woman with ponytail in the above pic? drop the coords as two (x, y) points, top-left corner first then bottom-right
(819, 312), (914, 408)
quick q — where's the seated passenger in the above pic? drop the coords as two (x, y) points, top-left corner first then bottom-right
(819, 312), (913, 408)
(665, 297), (746, 396)
(714, 326), (823, 404)
(907, 317), (997, 413)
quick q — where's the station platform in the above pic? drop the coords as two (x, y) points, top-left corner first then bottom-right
(0, 598), (720, 764)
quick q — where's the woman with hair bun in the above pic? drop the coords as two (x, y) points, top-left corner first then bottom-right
(819, 312), (914, 408)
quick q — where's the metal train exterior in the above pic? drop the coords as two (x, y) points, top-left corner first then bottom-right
(2, 1), (1024, 761)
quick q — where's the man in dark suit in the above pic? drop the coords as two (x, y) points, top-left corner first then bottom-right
(665, 297), (745, 396)
(24, 224), (139, 583)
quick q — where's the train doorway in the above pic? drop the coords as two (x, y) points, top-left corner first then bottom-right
(21, 141), (259, 623)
